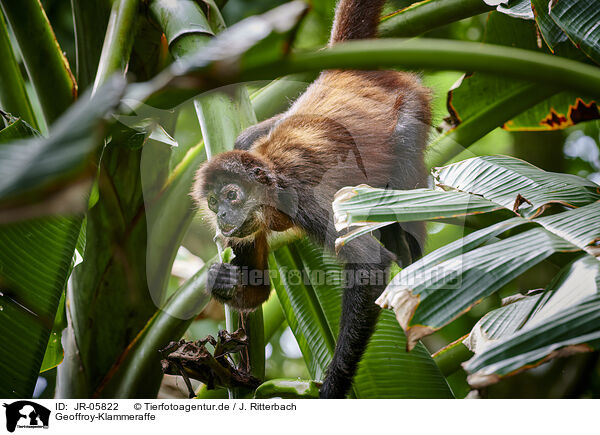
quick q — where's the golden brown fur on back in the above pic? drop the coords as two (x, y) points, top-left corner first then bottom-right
(251, 70), (430, 201)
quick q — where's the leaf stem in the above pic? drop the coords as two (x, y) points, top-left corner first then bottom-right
(140, 39), (600, 112)
(150, 0), (265, 399)
(148, 0), (213, 59)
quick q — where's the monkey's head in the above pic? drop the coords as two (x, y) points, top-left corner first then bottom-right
(193, 150), (288, 239)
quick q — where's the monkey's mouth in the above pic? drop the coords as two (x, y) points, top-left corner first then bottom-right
(220, 224), (237, 237)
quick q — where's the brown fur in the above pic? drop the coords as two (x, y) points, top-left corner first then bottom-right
(330, 0), (383, 43)
(253, 70), (429, 195)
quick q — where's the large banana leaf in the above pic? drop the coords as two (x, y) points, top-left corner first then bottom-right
(333, 186), (506, 249)
(71, 0), (111, 92)
(0, 216), (79, 398)
(0, 118), (78, 398)
(379, 227), (576, 349)
(271, 238), (453, 398)
(0, 0), (77, 124)
(334, 187), (503, 228)
(0, 80), (125, 398)
(269, 246), (335, 381)
(446, 12), (599, 132)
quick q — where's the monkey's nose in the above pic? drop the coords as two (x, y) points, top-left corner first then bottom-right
(217, 211), (226, 219)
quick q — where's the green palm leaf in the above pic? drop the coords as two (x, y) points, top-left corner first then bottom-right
(463, 255), (600, 386)
(433, 155), (600, 217)
(334, 157), (599, 353)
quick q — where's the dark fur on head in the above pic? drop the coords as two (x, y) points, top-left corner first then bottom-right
(193, 150), (295, 238)
(194, 150), (276, 199)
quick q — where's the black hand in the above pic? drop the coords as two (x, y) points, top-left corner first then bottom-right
(207, 263), (241, 301)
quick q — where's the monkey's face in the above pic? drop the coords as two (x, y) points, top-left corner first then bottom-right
(206, 182), (261, 238)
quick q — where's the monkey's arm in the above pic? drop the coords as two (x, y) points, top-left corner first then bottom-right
(207, 231), (271, 310)
(234, 114), (284, 151)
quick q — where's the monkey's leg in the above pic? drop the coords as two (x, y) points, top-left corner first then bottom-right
(320, 242), (395, 398)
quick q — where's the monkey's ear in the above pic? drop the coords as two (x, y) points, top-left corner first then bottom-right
(251, 167), (271, 185)
(238, 152), (273, 185)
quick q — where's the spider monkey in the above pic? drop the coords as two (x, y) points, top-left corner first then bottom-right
(192, 0), (430, 398)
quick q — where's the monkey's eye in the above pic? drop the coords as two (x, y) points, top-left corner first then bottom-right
(208, 196), (217, 210)
(226, 190), (238, 201)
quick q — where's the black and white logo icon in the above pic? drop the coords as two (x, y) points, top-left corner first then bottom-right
(3, 401), (50, 432)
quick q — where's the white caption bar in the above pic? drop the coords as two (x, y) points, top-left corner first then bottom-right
(1, 399), (596, 434)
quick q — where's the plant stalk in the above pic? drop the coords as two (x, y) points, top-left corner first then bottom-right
(195, 88), (263, 398)
(379, 0), (494, 37)
(148, 0), (213, 59)
(433, 342), (473, 377)
(140, 38), (600, 113)
(71, 0), (111, 92)
(248, 40), (600, 98)
(110, 231), (300, 398)
(112, 266), (212, 398)
(93, 0), (140, 92)
(263, 292), (285, 343)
